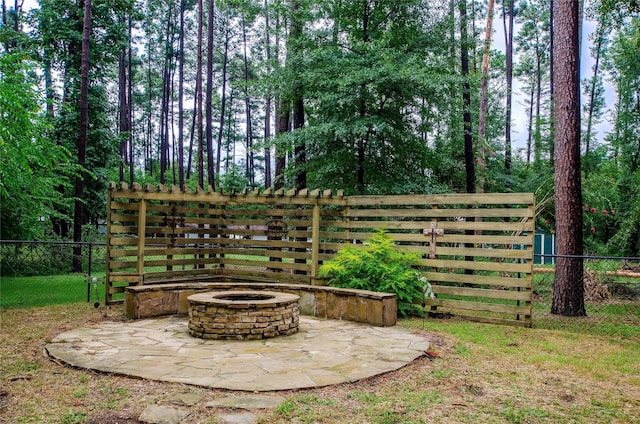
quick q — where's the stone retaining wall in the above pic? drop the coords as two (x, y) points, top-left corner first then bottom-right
(124, 280), (397, 327)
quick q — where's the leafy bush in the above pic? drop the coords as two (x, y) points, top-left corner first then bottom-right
(318, 230), (426, 317)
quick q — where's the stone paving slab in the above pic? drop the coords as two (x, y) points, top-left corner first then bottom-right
(45, 316), (429, 392)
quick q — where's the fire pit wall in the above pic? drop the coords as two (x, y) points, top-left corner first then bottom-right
(188, 291), (300, 340)
(125, 281), (397, 327)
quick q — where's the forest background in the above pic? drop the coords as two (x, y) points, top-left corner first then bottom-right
(1, 0), (639, 261)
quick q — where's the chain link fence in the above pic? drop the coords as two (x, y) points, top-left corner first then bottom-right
(0, 240), (107, 308)
(2, 241), (639, 336)
(533, 255), (640, 336)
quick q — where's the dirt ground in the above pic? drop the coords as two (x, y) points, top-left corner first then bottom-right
(1, 303), (639, 423)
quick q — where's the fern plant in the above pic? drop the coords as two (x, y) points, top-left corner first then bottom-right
(318, 230), (426, 317)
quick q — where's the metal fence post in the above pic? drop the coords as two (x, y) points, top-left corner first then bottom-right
(86, 242), (93, 303)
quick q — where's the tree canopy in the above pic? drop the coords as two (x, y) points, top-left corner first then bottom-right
(0, 0), (638, 264)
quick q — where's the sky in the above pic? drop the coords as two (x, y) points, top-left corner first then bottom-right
(493, 16), (615, 153)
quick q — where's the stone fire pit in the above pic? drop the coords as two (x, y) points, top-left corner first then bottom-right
(187, 290), (300, 340)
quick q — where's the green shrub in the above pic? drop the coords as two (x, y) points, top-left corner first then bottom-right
(318, 230), (426, 317)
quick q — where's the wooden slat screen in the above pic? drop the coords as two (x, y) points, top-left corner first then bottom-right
(107, 183), (534, 327)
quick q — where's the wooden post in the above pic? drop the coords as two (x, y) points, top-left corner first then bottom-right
(106, 188), (113, 303)
(219, 203), (226, 269)
(428, 205), (439, 312)
(344, 204), (351, 245)
(137, 199), (147, 285)
(523, 202), (536, 326)
(311, 204), (320, 281)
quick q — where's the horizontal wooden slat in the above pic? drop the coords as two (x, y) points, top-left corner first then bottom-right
(109, 237), (139, 246)
(419, 258), (531, 273)
(221, 268), (311, 284)
(143, 257), (220, 268)
(347, 193), (534, 206)
(145, 203), (224, 215)
(343, 220), (533, 232)
(426, 272), (532, 288)
(434, 298), (530, 315)
(220, 258), (309, 272)
(214, 238), (312, 249)
(142, 268), (220, 280)
(110, 225), (140, 234)
(222, 247), (309, 260)
(220, 208), (315, 217)
(108, 248), (138, 257)
(107, 274), (141, 283)
(434, 246), (533, 259)
(111, 190), (341, 205)
(346, 207), (533, 218)
(109, 213), (139, 223)
(143, 236), (223, 246)
(108, 286), (126, 295)
(142, 247), (222, 256)
(314, 241), (529, 261)
(436, 233), (534, 245)
(110, 201), (139, 211)
(109, 261), (138, 270)
(432, 285), (532, 301)
(318, 231), (533, 246)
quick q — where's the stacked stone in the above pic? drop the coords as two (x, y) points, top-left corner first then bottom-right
(188, 292), (300, 340)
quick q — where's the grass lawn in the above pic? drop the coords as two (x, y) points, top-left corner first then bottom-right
(0, 274), (107, 309)
(1, 303), (638, 423)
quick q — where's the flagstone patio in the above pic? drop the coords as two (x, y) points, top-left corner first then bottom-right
(45, 316), (430, 391)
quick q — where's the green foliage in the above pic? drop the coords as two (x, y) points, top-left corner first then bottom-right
(0, 53), (75, 239)
(32, 0), (130, 230)
(318, 230), (425, 317)
(219, 163), (251, 192)
(269, 0), (465, 194)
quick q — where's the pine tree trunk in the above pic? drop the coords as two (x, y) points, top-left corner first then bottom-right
(216, 23), (230, 186)
(477, 0), (495, 193)
(146, 40), (153, 176)
(551, 0), (585, 317)
(503, 0), (514, 178)
(275, 100), (289, 190)
(43, 49), (55, 119)
(187, 84), (197, 180)
(526, 83), (534, 164)
(290, 0), (306, 190)
(459, 0), (475, 195)
(206, 0), (215, 189)
(264, 0), (272, 188)
(242, 16), (254, 185)
(196, 0), (204, 187)
(118, 43), (128, 182)
(72, 0), (92, 273)
(160, 12), (173, 185)
(549, 0), (555, 167)
(534, 50), (542, 164)
(127, 14), (134, 186)
(178, 0), (185, 189)
(460, 0), (476, 276)
(274, 12), (287, 190)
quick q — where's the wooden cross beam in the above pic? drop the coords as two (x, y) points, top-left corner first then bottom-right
(423, 221), (444, 259)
